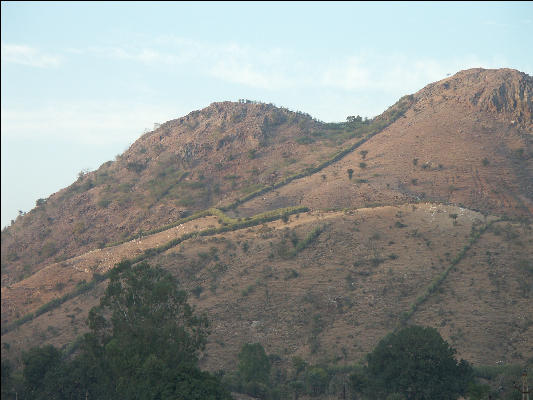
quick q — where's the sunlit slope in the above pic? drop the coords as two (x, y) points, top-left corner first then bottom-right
(234, 69), (532, 217)
(3, 204), (531, 370)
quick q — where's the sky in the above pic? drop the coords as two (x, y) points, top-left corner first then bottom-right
(2, 1), (532, 228)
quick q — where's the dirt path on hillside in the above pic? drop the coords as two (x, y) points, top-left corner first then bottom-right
(1, 203), (486, 327)
(1, 216), (220, 324)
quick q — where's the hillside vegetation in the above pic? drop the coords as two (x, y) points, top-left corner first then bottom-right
(1, 68), (532, 399)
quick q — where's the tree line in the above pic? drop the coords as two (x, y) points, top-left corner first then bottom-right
(1, 261), (523, 399)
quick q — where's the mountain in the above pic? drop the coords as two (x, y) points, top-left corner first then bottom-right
(237, 68), (532, 217)
(1, 96), (412, 286)
(1, 68), (532, 382)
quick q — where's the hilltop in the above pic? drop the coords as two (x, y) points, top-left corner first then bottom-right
(237, 68), (532, 217)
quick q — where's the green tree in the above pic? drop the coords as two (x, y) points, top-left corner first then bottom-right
(1, 359), (17, 400)
(347, 168), (354, 180)
(86, 260), (229, 399)
(89, 261), (209, 366)
(365, 325), (472, 400)
(21, 345), (63, 399)
(305, 366), (328, 396)
(238, 343), (271, 385)
(20, 261), (230, 400)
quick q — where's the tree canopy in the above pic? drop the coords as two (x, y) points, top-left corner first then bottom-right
(360, 325), (472, 400)
(238, 342), (271, 385)
(18, 261), (230, 400)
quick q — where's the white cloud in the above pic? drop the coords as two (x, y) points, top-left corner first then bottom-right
(321, 57), (372, 90)
(0, 102), (181, 146)
(1, 42), (61, 68)
(209, 59), (291, 90)
(319, 53), (508, 96)
(84, 39), (295, 89)
(88, 45), (185, 65)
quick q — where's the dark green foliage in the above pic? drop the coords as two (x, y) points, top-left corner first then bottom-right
(225, 343), (274, 398)
(18, 262), (230, 400)
(35, 198), (46, 207)
(306, 366), (329, 395)
(296, 136), (315, 145)
(126, 161), (146, 173)
(39, 241), (57, 259)
(347, 168), (354, 179)
(89, 261), (209, 367)
(1, 358), (22, 400)
(466, 381), (491, 400)
(21, 345), (63, 399)
(238, 343), (271, 385)
(363, 326), (473, 400)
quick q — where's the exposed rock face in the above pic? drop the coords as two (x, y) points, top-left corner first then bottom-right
(418, 68), (532, 126)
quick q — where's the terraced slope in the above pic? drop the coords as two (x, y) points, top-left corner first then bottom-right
(2, 203), (532, 373)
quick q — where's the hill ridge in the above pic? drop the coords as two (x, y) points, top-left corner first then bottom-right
(2, 68), (532, 379)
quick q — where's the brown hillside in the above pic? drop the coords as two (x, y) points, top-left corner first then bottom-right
(2, 100), (396, 287)
(236, 68), (533, 217)
(2, 204), (531, 373)
(2, 68), (532, 386)
(5, 69), (530, 288)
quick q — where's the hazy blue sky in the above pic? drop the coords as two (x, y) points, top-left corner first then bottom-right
(2, 1), (532, 227)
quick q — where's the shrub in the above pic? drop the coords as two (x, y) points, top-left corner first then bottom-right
(347, 169), (354, 179)
(248, 149), (258, 159)
(126, 161), (146, 173)
(97, 197), (111, 208)
(359, 162), (367, 169)
(296, 136), (315, 145)
(40, 241), (58, 259)
(192, 285), (203, 299)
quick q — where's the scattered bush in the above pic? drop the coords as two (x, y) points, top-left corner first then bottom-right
(39, 241), (58, 259)
(347, 168), (354, 179)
